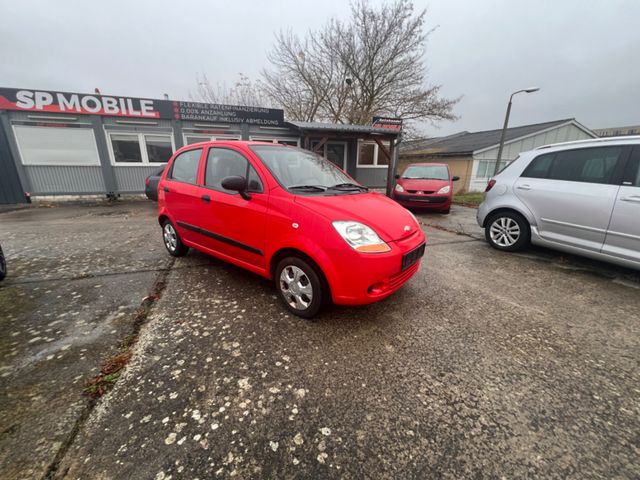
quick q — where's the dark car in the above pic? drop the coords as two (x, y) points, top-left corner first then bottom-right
(0, 243), (6, 281)
(145, 165), (167, 201)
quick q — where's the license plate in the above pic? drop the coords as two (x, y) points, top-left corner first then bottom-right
(401, 242), (426, 271)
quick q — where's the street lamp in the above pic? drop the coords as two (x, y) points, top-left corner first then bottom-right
(492, 87), (540, 176)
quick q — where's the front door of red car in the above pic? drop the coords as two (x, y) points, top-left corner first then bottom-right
(162, 148), (205, 244)
(198, 146), (268, 270)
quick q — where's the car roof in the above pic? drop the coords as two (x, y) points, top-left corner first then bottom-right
(534, 135), (640, 153)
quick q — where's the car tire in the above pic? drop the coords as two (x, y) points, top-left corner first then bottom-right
(162, 220), (189, 257)
(485, 211), (530, 252)
(275, 257), (324, 319)
(0, 249), (6, 281)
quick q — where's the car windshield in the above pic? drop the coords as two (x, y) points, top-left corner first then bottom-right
(402, 165), (449, 180)
(250, 145), (363, 194)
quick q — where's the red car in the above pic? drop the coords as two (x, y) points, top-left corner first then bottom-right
(392, 163), (460, 214)
(158, 141), (426, 318)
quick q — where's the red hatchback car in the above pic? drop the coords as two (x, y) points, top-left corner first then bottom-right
(392, 163), (459, 214)
(158, 141), (426, 318)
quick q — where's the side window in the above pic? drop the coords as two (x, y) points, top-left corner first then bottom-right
(205, 148), (263, 193)
(169, 148), (202, 184)
(623, 148), (640, 187)
(549, 146), (623, 184)
(521, 153), (554, 179)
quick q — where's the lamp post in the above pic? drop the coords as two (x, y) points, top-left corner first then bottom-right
(492, 87), (540, 176)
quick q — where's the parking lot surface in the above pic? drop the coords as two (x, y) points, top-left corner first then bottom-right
(1, 200), (638, 479)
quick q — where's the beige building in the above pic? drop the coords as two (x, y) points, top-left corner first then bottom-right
(400, 119), (596, 193)
(593, 125), (640, 137)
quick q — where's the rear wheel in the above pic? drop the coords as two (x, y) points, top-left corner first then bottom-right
(275, 257), (324, 319)
(162, 220), (189, 257)
(485, 211), (530, 252)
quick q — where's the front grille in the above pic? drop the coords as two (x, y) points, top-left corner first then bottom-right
(389, 262), (420, 289)
(405, 195), (447, 203)
(407, 190), (435, 194)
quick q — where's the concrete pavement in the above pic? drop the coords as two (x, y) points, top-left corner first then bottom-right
(0, 201), (639, 479)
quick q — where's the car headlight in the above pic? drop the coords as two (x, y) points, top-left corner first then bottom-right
(332, 221), (391, 253)
(437, 185), (451, 194)
(395, 184), (405, 192)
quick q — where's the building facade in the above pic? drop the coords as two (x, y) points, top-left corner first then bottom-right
(0, 87), (399, 204)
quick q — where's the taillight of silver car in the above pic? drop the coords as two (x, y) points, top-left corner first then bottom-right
(485, 179), (496, 192)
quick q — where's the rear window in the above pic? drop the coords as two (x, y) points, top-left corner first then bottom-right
(169, 148), (201, 184)
(521, 146), (624, 184)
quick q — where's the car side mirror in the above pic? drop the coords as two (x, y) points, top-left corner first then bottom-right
(221, 175), (251, 200)
(452, 176), (460, 182)
(394, 174), (400, 179)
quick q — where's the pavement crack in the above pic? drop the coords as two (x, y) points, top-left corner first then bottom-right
(41, 258), (175, 480)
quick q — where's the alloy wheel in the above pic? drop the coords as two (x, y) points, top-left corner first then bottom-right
(489, 217), (521, 247)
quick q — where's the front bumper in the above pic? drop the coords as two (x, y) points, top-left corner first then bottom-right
(326, 230), (426, 305)
(392, 192), (451, 209)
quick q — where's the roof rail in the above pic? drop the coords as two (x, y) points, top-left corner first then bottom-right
(535, 135), (640, 150)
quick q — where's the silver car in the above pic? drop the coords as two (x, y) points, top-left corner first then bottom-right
(477, 137), (640, 270)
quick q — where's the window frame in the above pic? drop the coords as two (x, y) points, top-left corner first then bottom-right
(203, 146), (265, 195)
(106, 130), (175, 167)
(249, 136), (300, 147)
(182, 133), (242, 146)
(356, 140), (391, 168)
(167, 147), (203, 186)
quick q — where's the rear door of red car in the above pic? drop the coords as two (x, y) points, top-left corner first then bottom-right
(162, 147), (204, 244)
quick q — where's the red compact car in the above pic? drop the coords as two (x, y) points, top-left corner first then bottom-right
(158, 141), (426, 318)
(392, 163), (460, 214)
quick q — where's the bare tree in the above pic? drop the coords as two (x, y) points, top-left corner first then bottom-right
(262, 0), (458, 130)
(192, 72), (266, 107)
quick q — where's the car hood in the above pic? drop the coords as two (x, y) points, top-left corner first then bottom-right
(294, 192), (419, 242)
(399, 178), (449, 192)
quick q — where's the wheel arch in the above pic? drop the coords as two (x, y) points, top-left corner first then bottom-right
(482, 206), (533, 229)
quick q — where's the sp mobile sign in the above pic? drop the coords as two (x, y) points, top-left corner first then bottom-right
(0, 88), (169, 119)
(0, 87), (285, 125)
(372, 116), (403, 132)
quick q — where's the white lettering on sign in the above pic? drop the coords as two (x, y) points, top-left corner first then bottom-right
(15, 90), (35, 109)
(10, 90), (159, 118)
(57, 93), (80, 111)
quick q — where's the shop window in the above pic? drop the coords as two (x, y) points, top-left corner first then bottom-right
(13, 125), (100, 166)
(111, 134), (143, 163)
(357, 141), (390, 167)
(108, 132), (174, 165)
(145, 135), (173, 163)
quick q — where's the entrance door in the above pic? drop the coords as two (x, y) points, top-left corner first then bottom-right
(0, 123), (26, 204)
(325, 142), (347, 171)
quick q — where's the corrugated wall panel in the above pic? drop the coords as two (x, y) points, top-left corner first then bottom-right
(25, 166), (106, 194)
(114, 166), (159, 193)
(355, 168), (387, 187)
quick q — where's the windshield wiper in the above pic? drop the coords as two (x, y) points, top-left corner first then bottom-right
(328, 183), (369, 192)
(288, 185), (328, 192)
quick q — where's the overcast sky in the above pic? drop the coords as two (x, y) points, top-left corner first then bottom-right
(2, 0), (638, 137)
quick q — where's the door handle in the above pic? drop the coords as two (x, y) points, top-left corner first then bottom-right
(517, 184), (531, 190)
(163, 186), (170, 193)
(201, 194), (211, 203)
(621, 195), (640, 203)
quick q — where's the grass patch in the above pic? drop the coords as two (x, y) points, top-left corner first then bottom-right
(453, 191), (485, 207)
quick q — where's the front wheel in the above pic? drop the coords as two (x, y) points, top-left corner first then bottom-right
(275, 257), (324, 319)
(485, 211), (530, 252)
